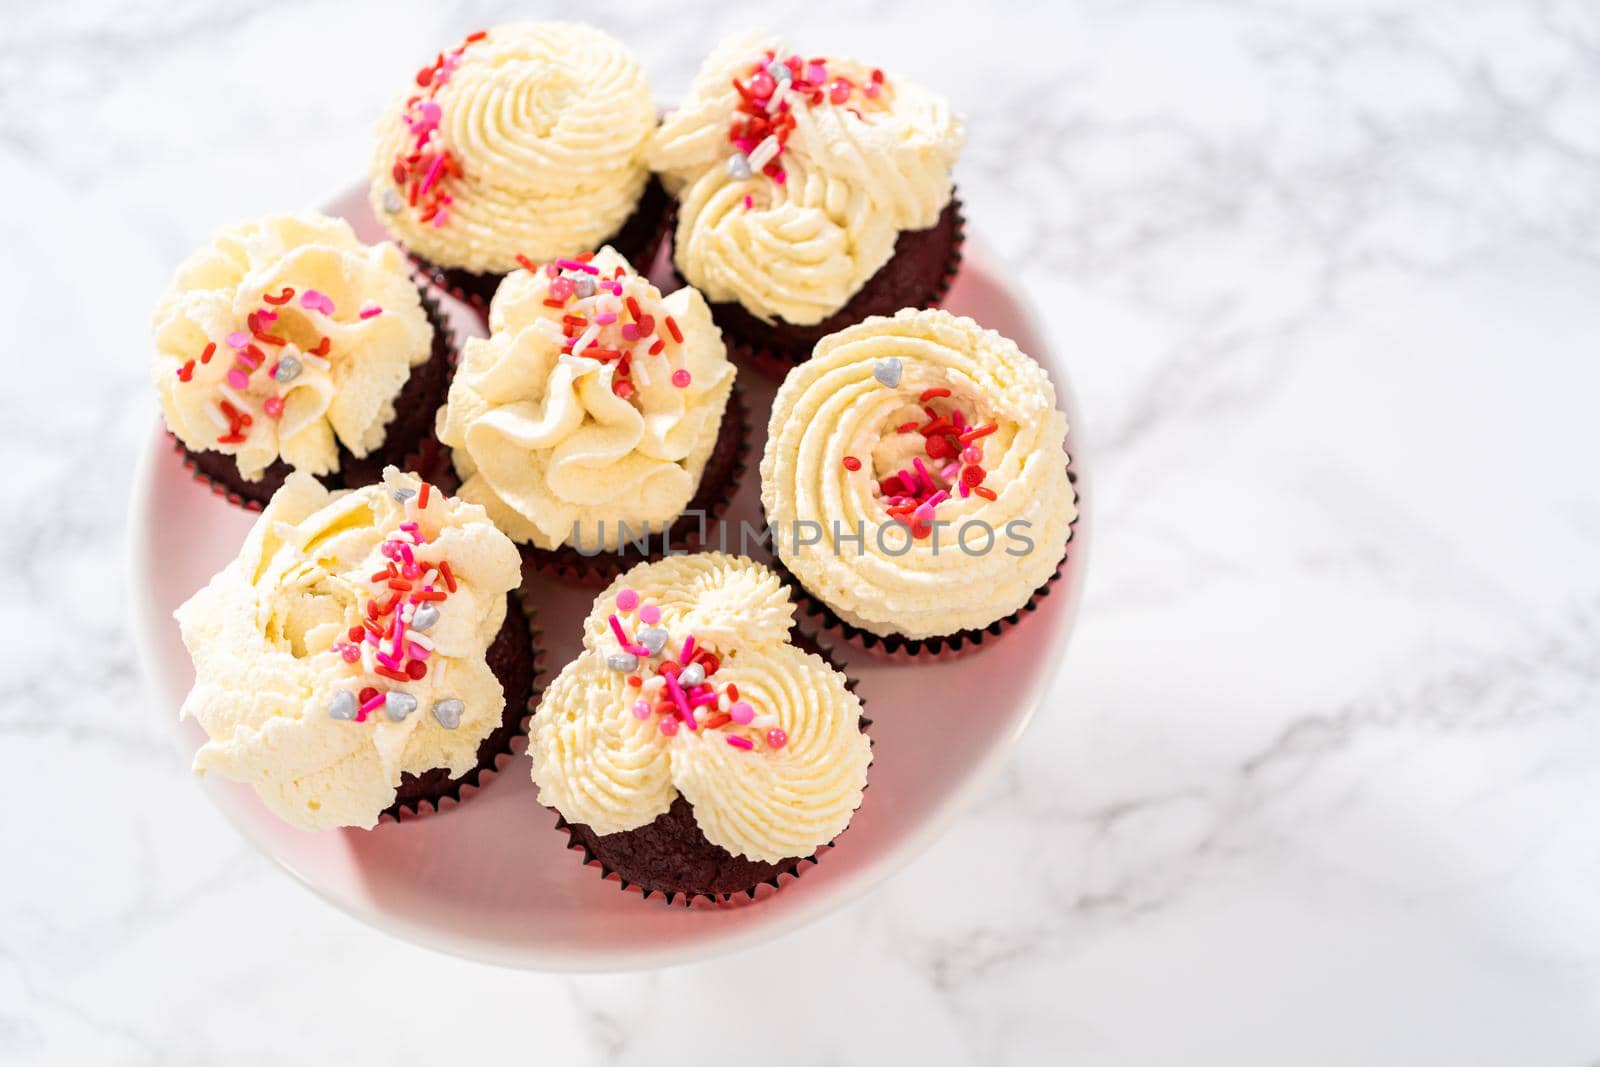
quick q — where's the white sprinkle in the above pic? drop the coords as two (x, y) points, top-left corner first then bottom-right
(206, 403), (228, 430)
(747, 134), (781, 171)
(571, 323), (601, 359)
(405, 630), (434, 651)
(301, 353), (331, 373)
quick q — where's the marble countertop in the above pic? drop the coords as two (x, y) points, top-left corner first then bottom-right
(6, 0), (1598, 1062)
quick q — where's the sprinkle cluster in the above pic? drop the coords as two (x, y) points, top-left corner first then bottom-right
(726, 49), (886, 198)
(325, 482), (466, 729)
(603, 588), (788, 752)
(517, 252), (690, 400)
(842, 358), (999, 540)
(174, 287), (380, 446)
(384, 29), (489, 228)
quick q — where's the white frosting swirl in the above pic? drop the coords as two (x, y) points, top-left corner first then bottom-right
(437, 247), (736, 551)
(370, 23), (656, 274)
(175, 469), (523, 830)
(761, 308), (1076, 638)
(650, 34), (964, 325)
(151, 213), (434, 481)
(529, 554), (870, 863)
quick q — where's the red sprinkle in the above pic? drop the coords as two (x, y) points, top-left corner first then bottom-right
(665, 316), (683, 344)
(308, 336), (332, 358)
(515, 254), (538, 272)
(842, 455), (862, 471)
(418, 482), (431, 508)
(176, 360), (195, 382)
(974, 486), (998, 501)
(263, 287), (295, 306)
(439, 560), (456, 592)
(200, 342), (216, 364)
(920, 387), (952, 402)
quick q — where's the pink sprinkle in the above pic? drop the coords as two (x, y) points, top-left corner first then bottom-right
(726, 735), (754, 751)
(926, 489), (950, 508)
(375, 650), (401, 672)
(548, 276), (574, 301)
(555, 258), (599, 275)
(913, 502), (935, 523)
(958, 482), (971, 498)
(359, 304), (384, 319)
(431, 209), (449, 228)
(620, 323), (640, 341)
(263, 396), (284, 418)
(766, 728), (788, 749)
(961, 445), (982, 464)
(236, 349), (261, 370)
(806, 63), (826, 84)
(544, 263), (560, 278)
(615, 589), (639, 612)
(226, 331), (249, 350)
(632, 700), (651, 720)
(690, 690), (719, 708)
(300, 290), (335, 315)
(664, 673), (696, 729)
(607, 613), (631, 648)
(623, 643), (652, 658)
(407, 643), (431, 661)
(659, 718), (680, 736)
(679, 634), (696, 665)
(912, 457), (934, 492)
(595, 311), (617, 325)
(226, 370), (248, 390)
(639, 604), (661, 625)
(671, 369), (692, 388)
(419, 154), (445, 196)
(743, 195), (753, 212)
(730, 701), (754, 724)
(339, 643), (360, 663)
(773, 169), (787, 185)
(359, 692), (386, 716)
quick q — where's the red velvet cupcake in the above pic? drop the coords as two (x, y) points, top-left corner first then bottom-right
(369, 24), (666, 320)
(153, 212), (455, 511)
(173, 469), (530, 830)
(651, 34), (966, 371)
(529, 554), (871, 905)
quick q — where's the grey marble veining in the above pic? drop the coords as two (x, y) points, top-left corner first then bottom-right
(4, 0), (1599, 1063)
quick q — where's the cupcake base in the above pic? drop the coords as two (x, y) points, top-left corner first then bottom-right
(555, 631), (867, 906)
(413, 176), (673, 318)
(381, 591), (541, 822)
(519, 383), (750, 587)
(176, 286), (457, 511)
(686, 193), (965, 374)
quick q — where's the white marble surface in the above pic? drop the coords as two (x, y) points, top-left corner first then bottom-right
(5, 0), (1599, 1062)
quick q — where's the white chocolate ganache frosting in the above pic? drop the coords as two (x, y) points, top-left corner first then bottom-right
(437, 246), (736, 552)
(761, 308), (1076, 639)
(369, 23), (656, 275)
(529, 554), (870, 864)
(151, 213), (434, 482)
(649, 34), (964, 326)
(175, 468), (522, 830)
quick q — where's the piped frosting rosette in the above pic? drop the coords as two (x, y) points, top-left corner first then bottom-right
(369, 23), (656, 275)
(650, 34), (964, 326)
(175, 468), (522, 830)
(437, 247), (736, 552)
(151, 213), (434, 482)
(761, 308), (1077, 641)
(530, 554), (871, 865)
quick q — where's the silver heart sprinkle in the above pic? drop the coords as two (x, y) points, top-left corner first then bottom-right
(411, 603), (440, 631)
(574, 276), (597, 299)
(727, 153), (753, 181)
(873, 358), (903, 388)
(328, 691), (357, 720)
(638, 626), (669, 655)
(607, 652), (640, 672)
(273, 355), (302, 383)
(432, 698), (464, 730)
(382, 188), (403, 214)
(385, 691), (418, 722)
(393, 486), (416, 503)
(678, 662), (706, 688)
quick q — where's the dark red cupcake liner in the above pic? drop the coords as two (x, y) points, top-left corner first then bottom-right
(174, 284), (459, 511)
(677, 192), (966, 379)
(379, 589), (544, 823)
(767, 469), (1080, 662)
(409, 175), (674, 324)
(553, 630), (871, 907)
(520, 382), (750, 588)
